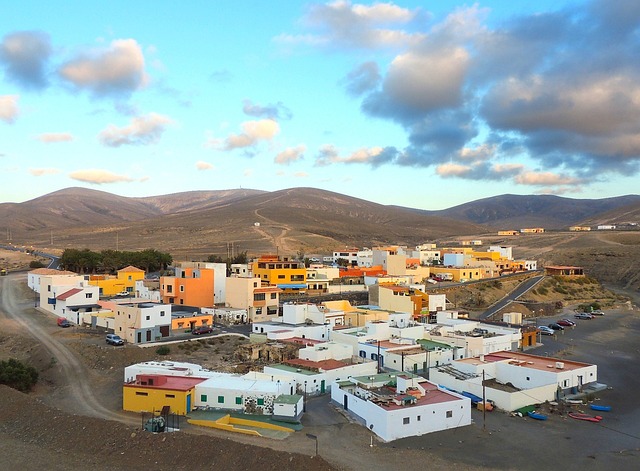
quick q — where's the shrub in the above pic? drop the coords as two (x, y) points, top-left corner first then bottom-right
(156, 346), (171, 356)
(0, 358), (38, 392)
(537, 287), (548, 295)
(29, 260), (46, 269)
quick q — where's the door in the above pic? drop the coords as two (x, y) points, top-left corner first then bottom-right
(320, 380), (325, 394)
(146, 330), (152, 342)
(343, 394), (348, 410)
(186, 394), (191, 413)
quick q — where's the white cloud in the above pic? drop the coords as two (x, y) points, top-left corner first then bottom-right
(36, 132), (73, 143)
(59, 39), (148, 96)
(29, 168), (60, 176)
(99, 113), (173, 147)
(196, 161), (214, 170)
(294, 171), (309, 178)
(435, 162), (473, 177)
(216, 119), (280, 150)
(0, 95), (19, 123)
(69, 169), (134, 184)
(274, 145), (306, 164)
(514, 171), (581, 186)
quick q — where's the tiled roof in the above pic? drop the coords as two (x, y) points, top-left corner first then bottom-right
(57, 288), (82, 300)
(118, 265), (144, 272)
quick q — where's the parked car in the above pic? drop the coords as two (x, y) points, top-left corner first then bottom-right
(574, 312), (594, 320)
(106, 334), (125, 345)
(591, 310), (605, 316)
(548, 323), (564, 331)
(538, 326), (555, 335)
(557, 319), (576, 327)
(57, 318), (71, 328)
(192, 325), (213, 335)
(116, 291), (129, 297)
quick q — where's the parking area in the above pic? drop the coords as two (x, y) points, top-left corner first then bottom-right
(383, 306), (640, 470)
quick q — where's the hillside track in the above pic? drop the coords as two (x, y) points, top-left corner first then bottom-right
(0, 273), (132, 423)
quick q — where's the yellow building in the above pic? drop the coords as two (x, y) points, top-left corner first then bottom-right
(520, 228), (545, 233)
(569, 226), (591, 231)
(252, 255), (306, 293)
(497, 230), (519, 236)
(123, 374), (205, 415)
(89, 265), (145, 297)
(431, 266), (482, 282)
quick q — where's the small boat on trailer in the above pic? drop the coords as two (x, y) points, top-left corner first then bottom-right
(569, 412), (603, 422)
(590, 404), (611, 412)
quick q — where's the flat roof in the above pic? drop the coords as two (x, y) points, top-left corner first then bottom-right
(457, 351), (592, 372)
(124, 375), (205, 391)
(267, 364), (318, 376)
(285, 358), (350, 371)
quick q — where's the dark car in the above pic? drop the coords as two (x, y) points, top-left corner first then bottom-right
(557, 319), (576, 327)
(106, 334), (125, 345)
(548, 323), (564, 331)
(192, 325), (213, 335)
(575, 312), (594, 320)
(57, 318), (71, 328)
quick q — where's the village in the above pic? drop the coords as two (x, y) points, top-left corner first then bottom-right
(24, 238), (615, 444)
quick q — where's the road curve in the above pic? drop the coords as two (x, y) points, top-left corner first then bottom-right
(0, 273), (127, 422)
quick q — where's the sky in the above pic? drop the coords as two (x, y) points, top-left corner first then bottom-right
(1, 0), (639, 210)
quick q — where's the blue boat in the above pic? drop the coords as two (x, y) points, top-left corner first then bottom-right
(590, 404), (611, 412)
(527, 411), (548, 420)
(462, 391), (483, 405)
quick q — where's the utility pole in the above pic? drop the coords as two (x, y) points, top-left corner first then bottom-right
(482, 370), (486, 431)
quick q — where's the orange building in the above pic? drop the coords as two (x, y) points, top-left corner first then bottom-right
(160, 267), (215, 307)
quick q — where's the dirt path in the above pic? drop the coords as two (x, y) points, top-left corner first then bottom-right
(0, 273), (129, 423)
(252, 207), (295, 253)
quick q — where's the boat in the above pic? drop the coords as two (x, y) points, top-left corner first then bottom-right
(590, 404), (611, 412)
(569, 412), (603, 422)
(527, 411), (548, 420)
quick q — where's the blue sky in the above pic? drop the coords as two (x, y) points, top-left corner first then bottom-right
(1, 1), (639, 210)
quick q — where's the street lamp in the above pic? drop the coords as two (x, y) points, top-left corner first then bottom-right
(306, 433), (318, 456)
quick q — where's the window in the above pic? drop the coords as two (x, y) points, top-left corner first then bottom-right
(167, 285), (172, 293)
(180, 285), (184, 292)
(255, 308), (262, 315)
(371, 353), (378, 361)
(254, 293), (266, 301)
(257, 398), (264, 406)
(278, 274), (285, 279)
(253, 282), (258, 288)
(446, 410), (453, 418)
(235, 397), (242, 405)
(270, 293), (277, 299)
(135, 392), (148, 396)
(165, 394), (175, 398)
(146, 316), (150, 321)
(417, 415), (421, 421)
(85, 293), (93, 299)
(403, 417), (410, 425)
(160, 311), (165, 317)
(201, 394), (207, 402)
(218, 396), (224, 403)
(526, 376), (530, 381)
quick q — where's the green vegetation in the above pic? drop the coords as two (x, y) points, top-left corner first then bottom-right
(206, 251), (249, 267)
(0, 358), (39, 392)
(156, 346), (171, 356)
(60, 248), (172, 274)
(28, 260), (46, 269)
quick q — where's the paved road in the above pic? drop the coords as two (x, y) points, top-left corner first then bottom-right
(479, 274), (545, 319)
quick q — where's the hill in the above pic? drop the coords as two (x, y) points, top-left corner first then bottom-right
(429, 194), (640, 229)
(1, 187), (486, 258)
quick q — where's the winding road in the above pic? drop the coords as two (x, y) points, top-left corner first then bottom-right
(0, 273), (128, 422)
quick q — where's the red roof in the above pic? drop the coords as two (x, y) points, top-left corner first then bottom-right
(124, 374), (205, 391)
(57, 288), (82, 300)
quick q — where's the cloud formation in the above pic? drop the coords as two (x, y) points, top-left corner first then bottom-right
(274, 145), (306, 165)
(243, 99), (292, 120)
(29, 168), (60, 176)
(216, 119), (280, 151)
(285, 1), (423, 49)
(298, 0), (640, 189)
(0, 95), (19, 123)
(36, 132), (73, 143)
(99, 113), (172, 147)
(59, 39), (148, 96)
(69, 169), (134, 184)
(195, 160), (214, 170)
(0, 31), (52, 89)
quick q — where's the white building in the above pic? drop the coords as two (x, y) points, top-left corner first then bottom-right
(28, 268), (82, 293)
(38, 276), (101, 324)
(357, 248), (373, 267)
(333, 248), (359, 265)
(488, 245), (513, 260)
(430, 351), (599, 411)
(331, 373), (471, 442)
(110, 300), (172, 344)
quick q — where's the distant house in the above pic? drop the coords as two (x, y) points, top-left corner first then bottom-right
(569, 226), (591, 231)
(497, 230), (519, 236)
(520, 228), (545, 233)
(545, 265), (585, 277)
(597, 225), (616, 230)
